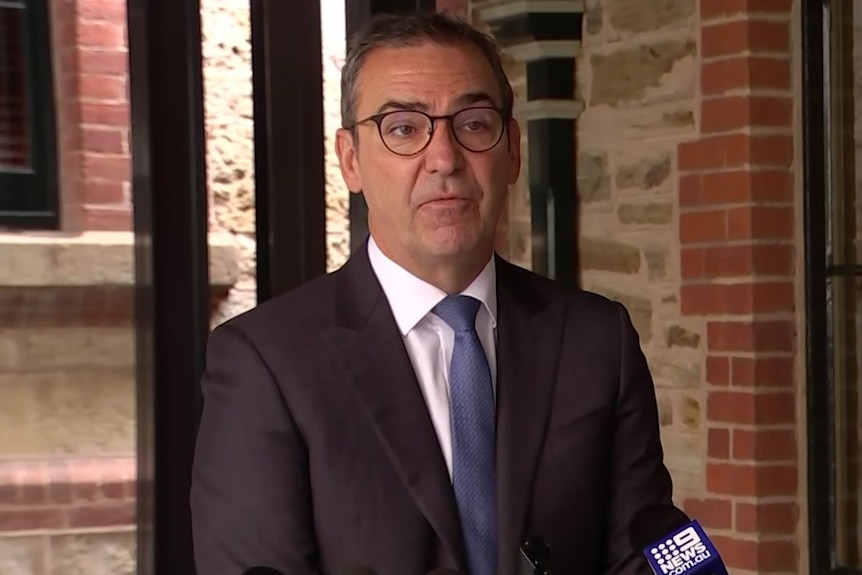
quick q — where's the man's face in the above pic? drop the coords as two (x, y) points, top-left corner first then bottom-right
(336, 41), (521, 269)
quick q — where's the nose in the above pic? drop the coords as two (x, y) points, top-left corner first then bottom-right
(422, 120), (464, 174)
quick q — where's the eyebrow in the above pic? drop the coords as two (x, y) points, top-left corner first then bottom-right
(374, 90), (498, 115)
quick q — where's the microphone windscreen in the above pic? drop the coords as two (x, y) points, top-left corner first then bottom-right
(240, 568), (284, 575)
(628, 503), (691, 550)
(335, 566), (379, 575)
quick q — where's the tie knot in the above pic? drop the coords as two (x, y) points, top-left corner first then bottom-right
(432, 295), (481, 332)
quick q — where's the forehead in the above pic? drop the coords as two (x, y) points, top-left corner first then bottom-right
(354, 41), (501, 115)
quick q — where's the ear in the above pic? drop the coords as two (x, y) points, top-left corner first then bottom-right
(335, 128), (363, 194)
(506, 118), (521, 185)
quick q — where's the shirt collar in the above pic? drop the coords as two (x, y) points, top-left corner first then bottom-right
(367, 236), (497, 336)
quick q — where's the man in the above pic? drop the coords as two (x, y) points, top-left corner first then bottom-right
(190, 11), (673, 575)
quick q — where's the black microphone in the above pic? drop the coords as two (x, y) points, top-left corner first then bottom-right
(240, 568), (284, 575)
(518, 535), (549, 575)
(628, 503), (728, 575)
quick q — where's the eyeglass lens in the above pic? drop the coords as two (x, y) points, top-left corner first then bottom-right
(378, 108), (503, 155)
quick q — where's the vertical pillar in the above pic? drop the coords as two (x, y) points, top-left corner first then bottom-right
(476, 0), (584, 286)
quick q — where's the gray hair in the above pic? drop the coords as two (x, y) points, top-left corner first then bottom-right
(340, 11), (514, 129)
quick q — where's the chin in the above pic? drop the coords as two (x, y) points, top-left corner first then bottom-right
(421, 229), (487, 260)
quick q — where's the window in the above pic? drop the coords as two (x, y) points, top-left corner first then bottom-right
(0, 0), (58, 228)
(806, 0), (862, 573)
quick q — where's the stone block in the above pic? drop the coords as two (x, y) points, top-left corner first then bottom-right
(657, 391), (673, 426)
(0, 535), (46, 575)
(616, 152), (672, 190)
(580, 237), (641, 274)
(578, 103), (696, 143)
(0, 369), (135, 456)
(679, 393), (701, 431)
(644, 247), (668, 281)
(11, 328), (133, 370)
(585, 0), (604, 35)
(661, 432), (703, 492)
(590, 39), (696, 107)
(666, 324), (701, 348)
(577, 151), (611, 203)
(618, 202), (674, 226)
(607, 0), (695, 34)
(51, 531), (135, 575)
(651, 354), (702, 389)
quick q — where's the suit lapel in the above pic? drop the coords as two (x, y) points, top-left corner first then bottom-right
(494, 258), (565, 575)
(324, 246), (468, 570)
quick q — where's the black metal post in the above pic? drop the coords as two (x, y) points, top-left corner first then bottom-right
(128, 0), (210, 573)
(346, 0), (437, 252)
(252, 0), (327, 301)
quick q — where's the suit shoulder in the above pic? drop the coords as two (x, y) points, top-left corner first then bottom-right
(214, 269), (338, 340)
(501, 258), (623, 316)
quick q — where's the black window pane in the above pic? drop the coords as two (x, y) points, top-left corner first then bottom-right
(0, 6), (31, 169)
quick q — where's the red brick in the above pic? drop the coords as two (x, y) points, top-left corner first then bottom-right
(82, 127), (124, 154)
(79, 74), (126, 101)
(728, 205), (794, 240)
(682, 497), (732, 529)
(82, 154), (130, 181)
(702, 57), (792, 95)
(81, 102), (129, 126)
(0, 508), (66, 531)
(681, 247), (705, 279)
(79, 50), (129, 75)
(710, 535), (798, 571)
(0, 483), (17, 505)
(77, 22), (125, 49)
(85, 181), (125, 204)
(679, 169), (793, 207)
(708, 427), (730, 458)
(703, 244), (794, 278)
(83, 206), (133, 231)
(706, 462), (797, 496)
(706, 356), (730, 386)
(77, 0), (127, 21)
(736, 501), (798, 534)
(681, 281), (795, 315)
(707, 390), (795, 424)
(733, 428), (797, 461)
(701, 0), (793, 20)
(678, 134), (791, 172)
(679, 210), (726, 244)
(67, 502), (136, 528)
(707, 320), (795, 352)
(701, 96), (793, 133)
(702, 20), (790, 59)
(731, 356), (795, 387)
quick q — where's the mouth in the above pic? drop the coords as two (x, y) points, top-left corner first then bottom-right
(421, 197), (471, 208)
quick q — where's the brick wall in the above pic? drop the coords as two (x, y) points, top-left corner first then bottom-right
(52, 0), (132, 232)
(677, 1), (803, 572)
(453, 0), (807, 573)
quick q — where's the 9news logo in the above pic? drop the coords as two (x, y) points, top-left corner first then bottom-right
(649, 525), (712, 575)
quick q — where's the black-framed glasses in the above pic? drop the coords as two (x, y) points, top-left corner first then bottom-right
(350, 106), (507, 156)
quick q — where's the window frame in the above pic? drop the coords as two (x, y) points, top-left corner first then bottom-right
(805, 0), (862, 573)
(0, 0), (59, 229)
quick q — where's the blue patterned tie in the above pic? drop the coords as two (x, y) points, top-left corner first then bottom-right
(433, 295), (496, 575)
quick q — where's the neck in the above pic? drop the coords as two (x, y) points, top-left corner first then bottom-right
(372, 237), (492, 294)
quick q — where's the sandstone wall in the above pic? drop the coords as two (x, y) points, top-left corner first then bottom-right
(203, 0), (352, 331)
(576, 0), (703, 501)
(467, 0), (704, 504)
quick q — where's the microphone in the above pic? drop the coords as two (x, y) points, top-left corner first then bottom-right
(240, 568), (284, 575)
(628, 503), (728, 575)
(518, 535), (549, 575)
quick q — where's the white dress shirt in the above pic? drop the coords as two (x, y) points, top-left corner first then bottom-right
(367, 236), (498, 479)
